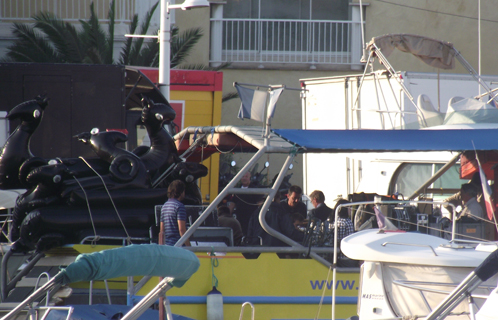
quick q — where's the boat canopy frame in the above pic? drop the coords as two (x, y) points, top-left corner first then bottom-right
(172, 125), (498, 261)
(357, 34), (498, 128)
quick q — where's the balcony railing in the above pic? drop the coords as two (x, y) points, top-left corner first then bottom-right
(0, 0), (135, 23)
(210, 18), (363, 69)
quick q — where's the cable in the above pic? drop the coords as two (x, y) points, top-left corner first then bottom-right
(72, 176), (99, 243)
(373, 0), (498, 24)
(78, 156), (132, 245)
(314, 265), (332, 320)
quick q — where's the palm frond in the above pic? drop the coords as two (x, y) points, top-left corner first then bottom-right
(7, 23), (59, 62)
(133, 40), (159, 67)
(118, 15), (139, 65)
(222, 92), (239, 103)
(176, 63), (208, 70)
(106, 0), (116, 64)
(170, 27), (203, 68)
(83, 47), (103, 64)
(129, 1), (159, 65)
(33, 12), (85, 62)
(79, 2), (109, 64)
(177, 62), (232, 71)
(210, 62), (232, 70)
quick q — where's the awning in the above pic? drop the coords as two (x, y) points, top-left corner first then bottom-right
(174, 126), (498, 157)
(272, 128), (498, 153)
(367, 34), (456, 69)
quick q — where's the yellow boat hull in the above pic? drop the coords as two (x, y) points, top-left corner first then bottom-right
(64, 245), (359, 320)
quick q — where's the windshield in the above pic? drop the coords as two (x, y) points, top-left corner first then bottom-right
(391, 163), (467, 200)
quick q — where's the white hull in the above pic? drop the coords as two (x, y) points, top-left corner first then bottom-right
(342, 229), (498, 320)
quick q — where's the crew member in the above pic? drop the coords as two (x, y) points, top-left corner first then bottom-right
(280, 185), (307, 220)
(228, 171), (261, 236)
(458, 183), (484, 222)
(161, 180), (190, 246)
(217, 205), (243, 246)
(309, 190), (334, 222)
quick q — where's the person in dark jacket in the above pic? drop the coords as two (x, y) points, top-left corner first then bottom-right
(309, 190), (334, 222)
(280, 185), (308, 220)
(217, 205), (244, 246)
(227, 171), (261, 236)
(262, 192), (304, 246)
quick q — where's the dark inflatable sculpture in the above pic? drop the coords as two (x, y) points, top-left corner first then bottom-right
(1, 95), (207, 253)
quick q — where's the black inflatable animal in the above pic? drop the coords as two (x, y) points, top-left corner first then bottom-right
(0, 95), (48, 189)
(1, 96), (208, 253)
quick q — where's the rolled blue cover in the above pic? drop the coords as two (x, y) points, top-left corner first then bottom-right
(58, 244), (199, 288)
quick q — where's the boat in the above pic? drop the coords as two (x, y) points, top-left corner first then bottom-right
(301, 34), (498, 205)
(339, 198), (498, 320)
(0, 244), (200, 320)
(2, 32), (498, 320)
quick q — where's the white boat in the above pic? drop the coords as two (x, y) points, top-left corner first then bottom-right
(341, 203), (498, 320)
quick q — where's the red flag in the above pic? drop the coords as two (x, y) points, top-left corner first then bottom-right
(476, 156), (495, 220)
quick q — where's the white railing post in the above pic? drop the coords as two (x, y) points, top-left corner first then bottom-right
(351, 6), (363, 69)
(209, 4), (223, 67)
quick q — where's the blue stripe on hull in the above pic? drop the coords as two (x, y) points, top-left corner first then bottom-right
(165, 296), (358, 304)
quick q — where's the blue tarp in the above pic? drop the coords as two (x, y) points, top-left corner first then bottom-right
(272, 128), (498, 153)
(57, 244), (199, 288)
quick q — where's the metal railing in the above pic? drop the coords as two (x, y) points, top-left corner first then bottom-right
(210, 18), (363, 68)
(0, 0), (135, 23)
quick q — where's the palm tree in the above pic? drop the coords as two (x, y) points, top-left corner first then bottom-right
(1, 0), (204, 68)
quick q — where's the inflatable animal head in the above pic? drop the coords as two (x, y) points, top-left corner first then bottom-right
(75, 128), (129, 163)
(7, 95), (49, 131)
(141, 96), (176, 132)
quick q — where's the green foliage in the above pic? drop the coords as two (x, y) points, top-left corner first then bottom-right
(1, 0), (208, 69)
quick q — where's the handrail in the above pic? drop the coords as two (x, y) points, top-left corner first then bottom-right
(33, 272), (51, 306)
(381, 242), (438, 256)
(239, 302), (255, 320)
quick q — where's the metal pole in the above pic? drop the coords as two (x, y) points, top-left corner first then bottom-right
(159, 0), (171, 101)
(175, 146), (268, 246)
(408, 152), (462, 200)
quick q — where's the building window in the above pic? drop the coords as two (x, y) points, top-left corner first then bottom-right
(223, 0), (350, 20)
(210, 0), (361, 69)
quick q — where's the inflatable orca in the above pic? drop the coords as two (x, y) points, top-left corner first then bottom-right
(2, 96), (208, 253)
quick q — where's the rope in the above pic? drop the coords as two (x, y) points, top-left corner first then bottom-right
(232, 194), (264, 206)
(314, 264), (332, 320)
(214, 141), (242, 154)
(72, 176), (98, 242)
(78, 156), (132, 245)
(210, 248), (219, 288)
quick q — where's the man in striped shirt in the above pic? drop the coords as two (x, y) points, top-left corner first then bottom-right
(161, 180), (191, 246)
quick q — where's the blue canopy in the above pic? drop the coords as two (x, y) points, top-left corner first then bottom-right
(272, 128), (498, 153)
(57, 244), (199, 288)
